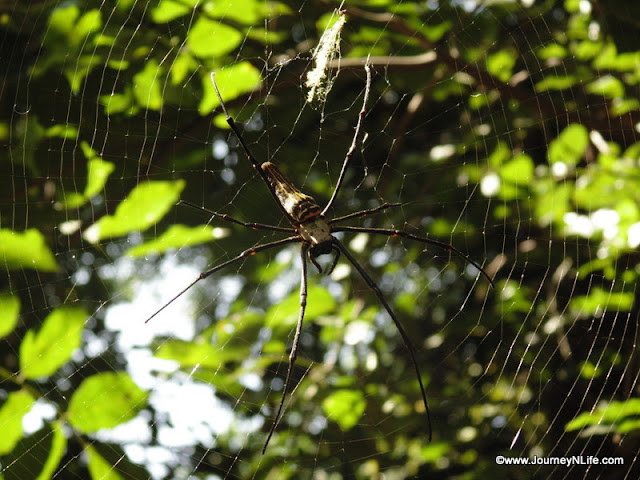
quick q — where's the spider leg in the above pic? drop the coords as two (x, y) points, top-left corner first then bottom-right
(210, 73), (297, 225)
(326, 243), (341, 275)
(144, 236), (300, 324)
(306, 243), (341, 275)
(178, 200), (294, 233)
(263, 243), (310, 453)
(328, 202), (402, 225)
(309, 254), (323, 274)
(321, 64), (372, 217)
(333, 239), (433, 441)
(331, 226), (494, 287)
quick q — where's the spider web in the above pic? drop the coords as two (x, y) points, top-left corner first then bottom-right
(1, 0), (639, 479)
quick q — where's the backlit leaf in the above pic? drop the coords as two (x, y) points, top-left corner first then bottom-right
(0, 229), (58, 272)
(322, 389), (366, 431)
(20, 306), (87, 379)
(566, 399), (640, 433)
(86, 445), (124, 480)
(83, 180), (185, 243)
(0, 390), (35, 455)
(127, 224), (229, 257)
(199, 62), (262, 115)
(266, 285), (336, 331)
(187, 18), (242, 58)
(133, 60), (164, 110)
(0, 292), (20, 339)
(486, 49), (516, 82)
(535, 75), (578, 91)
(548, 123), (588, 166)
(85, 158), (115, 199)
(36, 421), (67, 480)
(500, 153), (534, 184)
(71, 10), (102, 46)
(586, 75), (624, 99)
(155, 340), (225, 368)
(68, 372), (148, 433)
(151, 0), (192, 23)
(569, 287), (634, 318)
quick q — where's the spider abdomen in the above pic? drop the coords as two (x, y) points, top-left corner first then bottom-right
(261, 162), (333, 247)
(262, 162), (322, 224)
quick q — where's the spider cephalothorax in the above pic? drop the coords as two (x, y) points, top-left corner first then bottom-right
(146, 66), (493, 453)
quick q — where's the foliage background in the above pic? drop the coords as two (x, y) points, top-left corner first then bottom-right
(1, 0), (640, 478)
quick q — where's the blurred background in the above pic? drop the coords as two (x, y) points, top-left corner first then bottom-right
(1, 0), (639, 478)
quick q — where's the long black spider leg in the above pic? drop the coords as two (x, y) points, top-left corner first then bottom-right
(333, 239), (433, 441)
(263, 243), (310, 453)
(144, 236), (301, 324)
(210, 73), (297, 225)
(321, 64), (372, 217)
(328, 202), (402, 225)
(332, 226), (494, 287)
(326, 244), (341, 275)
(178, 200), (294, 233)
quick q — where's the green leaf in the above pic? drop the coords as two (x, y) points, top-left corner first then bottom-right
(100, 88), (137, 115)
(569, 287), (634, 318)
(206, 0), (261, 25)
(199, 62), (262, 115)
(0, 390), (35, 455)
(486, 49), (516, 82)
(106, 58), (129, 70)
(537, 43), (567, 60)
(20, 306), (87, 379)
(71, 10), (102, 46)
(132, 60), (164, 110)
(0, 228), (58, 272)
(535, 75), (578, 92)
(500, 154), (534, 184)
(150, 0), (192, 23)
(594, 45), (640, 71)
(45, 124), (79, 139)
(586, 75), (624, 99)
(36, 421), (67, 480)
(47, 5), (79, 37)
(187, 18), (242, 58)
(85, 157), (116, 199)
(548, 123), (589, 166)
(497, 153), (534, 200)
(126, 224), (229, 257)
(245, 28), (289, 45)
(535, 182), (572, 227)
(155, 340), (225, 368)
(0, 292), (20, 338)
(566, 399), (640, 433)
(65, 55), (103, 94)
(156, 311), (265, 367)
(68, 372), (148, 433)
(86, 445), (124, 480)
(322, 389), (366, 431)
(579, 360), (601, 379)
(469, 90), (499, 110)
(63, 144), (116, 208)
(83, 180), (185, 243)
(611, 97), (640, 116)
(574, 40), (603, 61)
(170, 52), (198, 85)
(62, 192), (87, 209)
(266, 285), (336, 331)
(10, 115), (45, 175)
(487, 142), (511, 168)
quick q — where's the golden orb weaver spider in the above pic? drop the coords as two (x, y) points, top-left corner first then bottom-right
(146, 65), (494, 453)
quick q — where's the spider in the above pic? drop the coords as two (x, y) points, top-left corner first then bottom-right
(146, 66), (493, 453)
